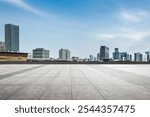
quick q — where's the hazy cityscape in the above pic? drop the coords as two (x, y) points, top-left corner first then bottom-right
(0, 23), (150, 63)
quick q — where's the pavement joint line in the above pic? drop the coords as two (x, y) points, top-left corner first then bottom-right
(3, 65), (56, 100)
(79, 65), (106, 100)
(38, 66), (64, 100)
(0, 65), (46, 81)
(4, 84), (27, 100)
(87, 65), (147, 100)
(90, 65), (150, 87)
(69, 65), (73, 100)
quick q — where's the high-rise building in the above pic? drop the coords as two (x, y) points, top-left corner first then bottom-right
(134, 53), (143, 62)
(59, 49), (70, 61)
(89, 55), (94, 61)
(145, 51), (150, 62)
(120, 52), (130, 61)
(130, 55), (132, 61)
(113, 48), (120, 60)
(5, 24), (19, 52)
(0, 42), (6, 52)
(97, 52), (100, 61)
(100, 46), (109, 60)
(33, 48), (50, 59)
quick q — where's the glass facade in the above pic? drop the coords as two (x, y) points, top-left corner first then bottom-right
(134, 53), (143, 62)
(100, 46), (109, 60)
(5, 24), (19, 52)
(59, 49), (70, 61)
(33, 48), (49, 59)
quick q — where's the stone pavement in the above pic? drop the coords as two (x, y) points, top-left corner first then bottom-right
(0, 64), (150, 100)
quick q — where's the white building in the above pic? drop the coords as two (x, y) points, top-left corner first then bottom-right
(0, 42), (6, 52)
(59, 49), (71, 61)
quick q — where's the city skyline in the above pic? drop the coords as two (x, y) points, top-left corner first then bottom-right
(0, 0), (150, 58)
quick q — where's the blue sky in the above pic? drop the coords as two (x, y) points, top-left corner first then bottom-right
(0, 0), (150, 58)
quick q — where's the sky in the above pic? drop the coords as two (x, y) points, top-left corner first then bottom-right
(0, 0), (150, 58)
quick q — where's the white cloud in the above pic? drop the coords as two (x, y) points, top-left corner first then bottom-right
(0, 0), (47, 17)
(97, 31), (150, 41)
(119, 10), (149, 22)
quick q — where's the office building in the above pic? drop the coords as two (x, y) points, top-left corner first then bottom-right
(113, 48), (120, 60)
(33, 48), (50, 59)
(59, 49), (70, 61)
(100, 46), (109, 60)
(97, 52), (100, 61)
(72, 56), (79, 62)
(0, 52), (28, 61)
(120, 52), (130, 61)
(5, 24), (19, 52)
(89, 55), (94, 61)
(145, 51), (150, 62)
(130, 55), (132, 61)
(0, 42), (6, 52)
(134, 53), (143, 62)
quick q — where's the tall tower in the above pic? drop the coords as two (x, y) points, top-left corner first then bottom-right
(100, 46), (109, 60)
(5, 24), (19, 52)
(113, 48), (120, 60)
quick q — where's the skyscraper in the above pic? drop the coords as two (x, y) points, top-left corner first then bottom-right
(33, 48), (50, 59)
(134, 53), (143, 62)
(5, 24), (19, 52)
(100, 46), (109, 60)
(120, 52), (130, 61)
(97, 52), (100, 61)
(113, 48), (120, 60)
(0, 42), (6, 52)
(145, 51), (150, 62)
(59, 49), (71, 61)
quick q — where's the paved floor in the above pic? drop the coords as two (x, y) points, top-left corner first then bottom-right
(0, 64), (150, 100)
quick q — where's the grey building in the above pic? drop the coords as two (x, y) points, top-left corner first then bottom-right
(134, 53), (143, 62)
(97, 52), (100, 61)
(59, 49), (70, 61)
(5, 24), (19, 52)
(89, 55), (94, 61)
(120, 52), (130, 61)
(72, 56), (79, 62)
(100, 46), (109, 60)
(113, 48), (121, 60)
(145, 51), (150, 62)
(130, 55), (132, 61)
(0, 42), (6, 52)
(33, 48), (50, 59)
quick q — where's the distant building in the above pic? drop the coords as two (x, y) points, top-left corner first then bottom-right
(145, 51), (150, 62)
(130, 55), (132, 61)
(84, 58), (89, 62)
(89, 55), (94, 61)
(97, 52), (100, 61)
(59, 49), (70, 61)
(134, 53), (143, 62)
(113, 48), (120, 61)
(120, 52), (130, 61)
(100, 46), (109, 61)
(94, 57), (97, 61)
(33, 48), (50, 59)
(5, 24), (19, 52)
(0, 52), (28, 61)
(0, 42), (6, 52)
(72, 56), (79, 62)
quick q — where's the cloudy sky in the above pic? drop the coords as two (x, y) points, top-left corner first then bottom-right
(0, 0), (150, 58)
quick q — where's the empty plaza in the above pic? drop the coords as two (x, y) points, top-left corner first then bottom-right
(0, 64), (150, 100)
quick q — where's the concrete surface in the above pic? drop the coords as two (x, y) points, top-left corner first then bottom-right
(0, 64), (150, 100)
